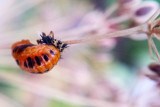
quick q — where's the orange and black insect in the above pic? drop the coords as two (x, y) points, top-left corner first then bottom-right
(11, 31), (68, 74)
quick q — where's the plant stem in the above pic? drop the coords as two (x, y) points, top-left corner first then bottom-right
(107, 14), (131, 25)
(150, 38), (160, 62)
(62, 24), (147, 44)
(148, 35), (154, 60)
(147, 8), (160, 25)
(62, 7), (160, 45)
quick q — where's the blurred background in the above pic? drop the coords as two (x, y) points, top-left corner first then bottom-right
(0, 0), (160, 107)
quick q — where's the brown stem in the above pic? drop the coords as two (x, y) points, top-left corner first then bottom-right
(150, 18), (160, 30)
(153, 34), (160, 41)
(150, 36), (160, 62)
(62, 24), (147, 44)
(107, 14), (131, 25)
(148, 35), (154, 60)
(147, 8), (160, 25)
(62, 7), (160, 65)
(62, 8), (160, 45)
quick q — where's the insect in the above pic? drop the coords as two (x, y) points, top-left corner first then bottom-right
(11, 31), (68, 74)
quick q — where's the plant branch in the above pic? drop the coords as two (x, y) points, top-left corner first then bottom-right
(150, 36), (160, 62)
(107, 14), (131, 25)
(62, 24), (147, 44)
(147, 8), (160, 25)
(148, 35), (154, 60)
(62, 7), (160, 45)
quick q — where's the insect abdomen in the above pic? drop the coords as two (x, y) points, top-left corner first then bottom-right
(16, 44), (60, 73)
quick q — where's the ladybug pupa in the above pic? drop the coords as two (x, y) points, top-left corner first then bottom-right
(11, 31), (68, 74)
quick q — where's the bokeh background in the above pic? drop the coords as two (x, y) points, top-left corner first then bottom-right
(0, 0), (160, 107)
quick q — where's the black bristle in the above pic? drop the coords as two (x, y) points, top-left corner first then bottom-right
(57, 40), (62, 45)
(39, 32), (68, 52)
(42, 32), (46, 37)
(62, 44), (68, 49)
(41, 35), (53, 45)
(56, 45), (60, 49)
(60, 44), (68, 52)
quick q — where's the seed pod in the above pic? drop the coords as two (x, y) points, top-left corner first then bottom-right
(133, 1), (159, 24)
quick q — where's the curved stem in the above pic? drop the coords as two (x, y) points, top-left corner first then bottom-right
(62, 24), (146, 44)
(150, 18), (160, 31)
(147, 8), (160, 25)
(153, 34), (160, 41)
(150, 36), (160, 62)
(148, 35), (154, 60)
(107, 14), (131, 25)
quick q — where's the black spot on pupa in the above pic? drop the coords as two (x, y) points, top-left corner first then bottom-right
(50, 50), (54, 55)
(13, 46), (19, 53)
(13, 44), (34, 54)
(43, 54), (49, 61)
(17, 44), (34, 53)
(35, 56), (42, 65)
(24, 61), (28, 68)
(16, 60), (19, 65)
(27, 57), (35, 68)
